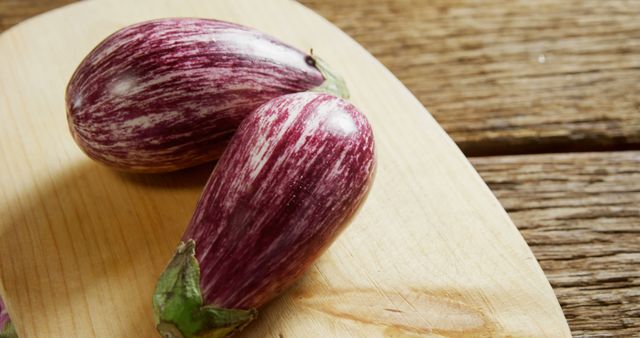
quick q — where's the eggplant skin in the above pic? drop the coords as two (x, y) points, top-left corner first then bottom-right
(0, 296), (7, 328)
(66, 18), (328, 173)
(183, 92), (376, 309)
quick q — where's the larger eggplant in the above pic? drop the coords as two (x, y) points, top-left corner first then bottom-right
(66, 18), (347, 173)
(153, 92), (375, 337)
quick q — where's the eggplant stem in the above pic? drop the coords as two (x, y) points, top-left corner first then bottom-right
(309, 54), (350, 99)
(153, 241), (257, 338)
(0, 321), (17, 338)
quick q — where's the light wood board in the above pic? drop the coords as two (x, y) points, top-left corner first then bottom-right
(0, 0), (571, 336)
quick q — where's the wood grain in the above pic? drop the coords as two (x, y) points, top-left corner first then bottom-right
(0, 0), (76, 31)
(0, 0), (569, 336)
(472, 151), (640, 337)
(301, 0), (640, 156)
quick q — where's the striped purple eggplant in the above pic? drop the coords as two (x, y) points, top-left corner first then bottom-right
(153, 92), (375, 337)
(0, 296), (16, 337)
(66, 18), (348, 173)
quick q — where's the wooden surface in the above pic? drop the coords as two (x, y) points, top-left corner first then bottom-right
(1, 0), (638, 337)
(0, 0), (76, 31)
(301, 0), (640, 156)
(0, 0), (570, 337)
(471, 151), (640, 337)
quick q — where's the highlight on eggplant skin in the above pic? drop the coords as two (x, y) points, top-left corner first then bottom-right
(66, 18), (348, 173)
(0, 296), (17, 338)
(153, 92), (375, 337)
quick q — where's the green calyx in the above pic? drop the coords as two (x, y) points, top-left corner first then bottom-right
(308, 53), (350, 99)
(0, 321), (17, 338)
(152, 240), (257, 338)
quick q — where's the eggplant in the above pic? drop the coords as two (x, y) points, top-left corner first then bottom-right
(153, 92), (375, 337)
(0, 297), (16, 338)
(66, 18), (348, 173)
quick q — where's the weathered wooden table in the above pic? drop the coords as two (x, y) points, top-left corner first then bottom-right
(1, 0), (638, 336)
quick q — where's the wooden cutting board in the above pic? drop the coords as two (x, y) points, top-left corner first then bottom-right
(0, 0), (571, 336)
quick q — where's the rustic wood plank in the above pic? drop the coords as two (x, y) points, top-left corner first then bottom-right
(471, 151), (640, 337)
(301, 0), (640, 155)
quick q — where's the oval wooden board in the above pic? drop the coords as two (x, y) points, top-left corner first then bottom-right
(0, 0), (571, 336)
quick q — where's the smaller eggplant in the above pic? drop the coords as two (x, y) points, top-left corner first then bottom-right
(0, 297), (16, 338)
(66, 18), (348, 173)
(153, 92), (375, 337)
